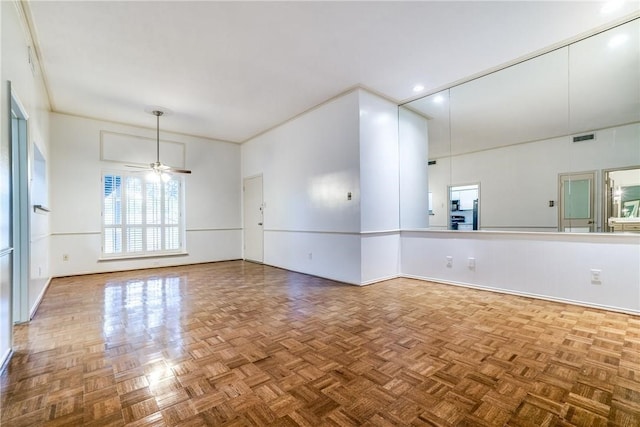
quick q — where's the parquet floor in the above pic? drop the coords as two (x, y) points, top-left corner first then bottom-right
(1, 261), (639, 426)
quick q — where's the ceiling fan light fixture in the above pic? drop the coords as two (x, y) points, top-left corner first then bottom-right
(126, 106), (192, 176)
(146, 170), (160, 182)
(146, 169), (171, 183)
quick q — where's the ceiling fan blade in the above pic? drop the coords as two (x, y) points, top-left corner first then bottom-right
(156, 163), (191, 173)
(125, 164), (152, 170)
(166, 167), (192, 174)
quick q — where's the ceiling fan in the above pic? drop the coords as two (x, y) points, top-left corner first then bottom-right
(127, 108), (192, 180)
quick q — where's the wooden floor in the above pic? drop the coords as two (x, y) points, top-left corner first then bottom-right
(1, 261), (639, 426)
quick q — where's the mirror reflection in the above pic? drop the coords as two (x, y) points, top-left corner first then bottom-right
(399, 90), (449, 229)
(606, 166), (640, 232)
(399, 18), (640, 233)
(449, 184), (479, 230)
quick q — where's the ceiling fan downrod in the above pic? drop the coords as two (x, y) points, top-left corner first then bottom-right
(153, 110), (163, 165)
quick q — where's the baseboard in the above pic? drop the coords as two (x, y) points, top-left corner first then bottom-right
(0, 348), (13, 375)
(400, 274), (640, 316)
(52, 258), (244, 279)
(29, 276), (52, 320)
(360, 274), (401, 286)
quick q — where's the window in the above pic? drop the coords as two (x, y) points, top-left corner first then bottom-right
(102, 171), (185, 257)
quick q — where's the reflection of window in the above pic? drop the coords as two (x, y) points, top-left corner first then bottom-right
(102, 172), (184, 257)
(32, 144), (48, 207)
(103, 276), (183, 341)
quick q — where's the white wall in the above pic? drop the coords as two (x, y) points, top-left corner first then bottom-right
(359, 90), (399, 232)
(242, 89), (401, 285)
(358, 90), (401, 283)
(361, 233), (400, 284)
(266, 232), (362, 284)
(428, 122), (640, 232)
(1, 0), (52, 365)
(49, 113), (242, 276)
(242, 90), (362, 283)
(401, 230), (640, 314)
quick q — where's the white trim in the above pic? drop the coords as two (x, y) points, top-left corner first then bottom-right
(360, 274), (401, 286)
(360, 230), (400, 235)
(263, 229), (401, 236)
(400, 274), (640, 317)
(399, 229), (640, 243)
(98, 252), (189, 262)
(51, 231), (101, 236)
(10, 84), (29, 120)
(264, 229), (360, 235)
(30, 233), (50, 243)
(52, 228), (241, 236)
(29, 277), (52, 320)
(187, 227), (242, 232)
(480, 226), (558, 230)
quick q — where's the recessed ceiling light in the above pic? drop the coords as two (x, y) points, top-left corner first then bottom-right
(608, 33), (629, 48)
(413, 84), (425, 93)
(601, 0), (624, 14)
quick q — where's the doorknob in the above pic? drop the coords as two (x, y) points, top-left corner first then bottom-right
(258, 222), (263, 226)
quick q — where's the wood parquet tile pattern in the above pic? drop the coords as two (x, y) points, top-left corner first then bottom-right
(1, 261), (639, 426)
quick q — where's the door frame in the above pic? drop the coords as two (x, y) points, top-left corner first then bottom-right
(10, 83), (31, 324)
(558, 171), (596, 232)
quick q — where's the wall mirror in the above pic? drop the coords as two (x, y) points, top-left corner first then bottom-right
(399, 17), (640, 233)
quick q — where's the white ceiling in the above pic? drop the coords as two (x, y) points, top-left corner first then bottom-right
(26, 1), (640, 143)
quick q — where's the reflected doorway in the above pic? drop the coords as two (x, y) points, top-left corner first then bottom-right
(449, 184), (479, 230)
(604, 166), (640, 232)
(558, 172), (595, 232)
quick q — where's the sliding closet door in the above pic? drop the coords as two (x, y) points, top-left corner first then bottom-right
(11, 86), (30, 324)
(0, 96), (14, 362)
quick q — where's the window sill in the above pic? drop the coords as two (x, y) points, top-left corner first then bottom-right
(98, 252), (189, 262)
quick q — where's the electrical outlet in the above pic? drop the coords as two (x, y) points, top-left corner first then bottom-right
(590, 269), (602, 284)
(468, 257), (476, 269)
(62, 254), (69, 262)
(446, 256), (453, 267)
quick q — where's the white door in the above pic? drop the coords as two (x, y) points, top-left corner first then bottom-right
(243, 175), (263, 263)
(559, 172), (596, 232)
